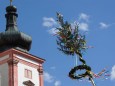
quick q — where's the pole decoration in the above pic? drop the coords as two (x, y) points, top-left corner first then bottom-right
(56, 13), (87, 56)
(54, 13), (95, 86)
(69, 65), (92, 79)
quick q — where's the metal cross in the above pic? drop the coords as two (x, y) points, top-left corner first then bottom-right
(10, 0), (13, 6)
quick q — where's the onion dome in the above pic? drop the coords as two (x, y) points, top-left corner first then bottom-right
(0, 5), (32, 52)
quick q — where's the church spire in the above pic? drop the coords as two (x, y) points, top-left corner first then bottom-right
(10, 0), (13, 6)
(0, 4), (32, 52)
(5, 5), (18, 31)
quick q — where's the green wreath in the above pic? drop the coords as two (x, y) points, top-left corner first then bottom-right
(69, 65), (92, 79)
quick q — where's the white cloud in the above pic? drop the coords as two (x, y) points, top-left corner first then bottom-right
(44, 72), (54, 83)
(79, 22), (89, 31)
(99, 22), (109, 29)
(48, 28), (59, 35)
(54, 81), (61, 86)
(43, 17), (57, 27)
(78, 13), (89, 31)
(44, 72), (61, 86)
(111, 65), (115, 80)
(79, 13), (89, 22)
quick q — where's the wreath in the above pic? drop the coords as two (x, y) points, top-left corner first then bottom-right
(69, 65), (92, 79)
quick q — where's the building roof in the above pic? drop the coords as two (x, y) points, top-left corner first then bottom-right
(0, 5), (32, 52)
(0, 48), (45, 64)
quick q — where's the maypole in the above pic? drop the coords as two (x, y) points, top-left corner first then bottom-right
(54, 13), (96, 86)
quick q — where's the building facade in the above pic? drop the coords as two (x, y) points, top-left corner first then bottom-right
(0, 4), (45, 86)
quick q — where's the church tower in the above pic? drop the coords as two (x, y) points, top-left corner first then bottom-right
(0, 2), (45, 86)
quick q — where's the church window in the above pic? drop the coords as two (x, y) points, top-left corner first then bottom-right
(25, 69), (32, 79)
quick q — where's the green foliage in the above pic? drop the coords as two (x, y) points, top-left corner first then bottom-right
(69, 65), (92, 79)
(56, 13), (87, 56)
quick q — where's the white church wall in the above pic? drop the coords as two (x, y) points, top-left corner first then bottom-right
(18, 63), (39, 86)
(0, 55), (9, 61)
(0, 63), (8, 86)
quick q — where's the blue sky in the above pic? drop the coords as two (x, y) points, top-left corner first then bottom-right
(0, 0), (115, 86)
